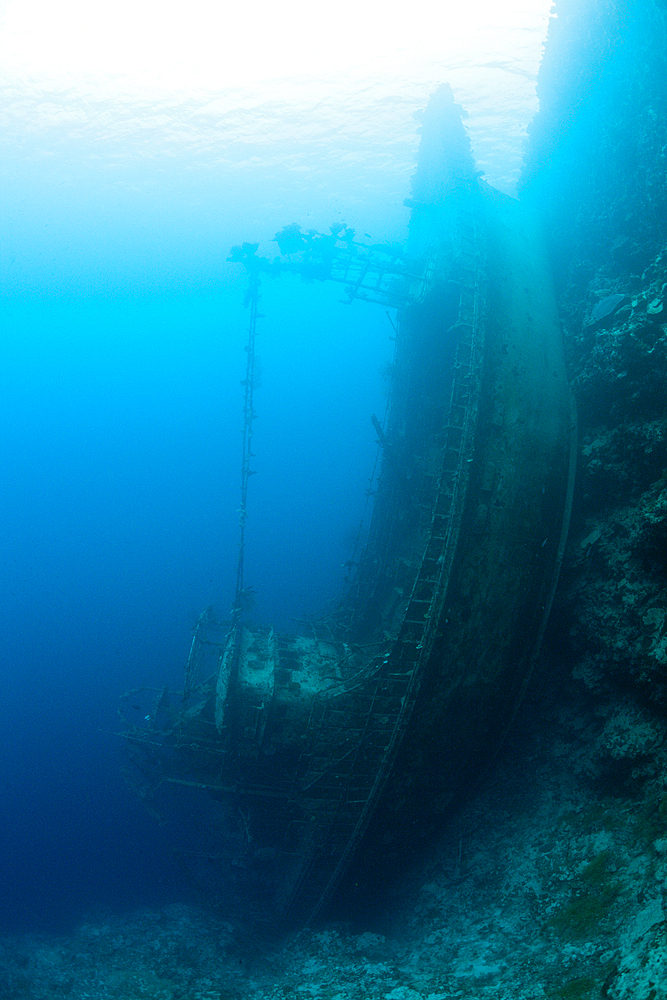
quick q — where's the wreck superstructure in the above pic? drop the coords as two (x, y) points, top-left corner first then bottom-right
(121, 86), (576, 927)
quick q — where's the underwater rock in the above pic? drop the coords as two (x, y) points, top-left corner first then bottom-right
(576, 701), (665, 793)
(563, 476), (667, 707)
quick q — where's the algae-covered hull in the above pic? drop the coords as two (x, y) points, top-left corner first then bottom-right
(121, 86), (575, 927)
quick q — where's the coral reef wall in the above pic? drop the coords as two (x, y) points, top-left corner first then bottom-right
(522, 0), (667, 713)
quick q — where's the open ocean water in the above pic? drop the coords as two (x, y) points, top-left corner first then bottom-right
(0, 0), (552, 935)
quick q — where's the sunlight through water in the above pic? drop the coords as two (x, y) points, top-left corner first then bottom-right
(1, 0), (554, 298)
(3, 1), (551, 93)
(1, 0), (554, 206)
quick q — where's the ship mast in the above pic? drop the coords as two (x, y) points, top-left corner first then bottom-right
(233, 268), (261, 627)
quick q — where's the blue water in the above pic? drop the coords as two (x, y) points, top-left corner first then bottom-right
(0, 6), (551, 936)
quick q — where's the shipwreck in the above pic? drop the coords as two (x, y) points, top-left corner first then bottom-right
(120, 85), (576, 927)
